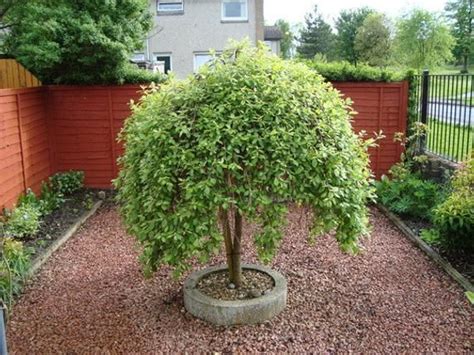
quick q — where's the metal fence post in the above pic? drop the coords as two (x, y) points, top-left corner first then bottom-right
(420, 69), (430, 153)
(0, 302), (7, 355)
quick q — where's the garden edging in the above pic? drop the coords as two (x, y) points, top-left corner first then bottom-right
(27, 200), (103, 278)
(376, 204), (474, 293)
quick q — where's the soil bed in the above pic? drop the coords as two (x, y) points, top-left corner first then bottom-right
(404, 216), (474, 284)
(7, 205), (473, 353)
(24, 189), (101, 258)
(197, 269), (274, 301)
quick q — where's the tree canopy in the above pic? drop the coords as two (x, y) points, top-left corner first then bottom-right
(445, 0), (473, 72)
(335, 7), (374, 65)
(354, 13), (392, 67)
(297, 6), (335, 60)
(394, 9), (455, 70)
(2, 0), (152, 84)
(274, 19), (294, 59)
(116, 41), (375, 282)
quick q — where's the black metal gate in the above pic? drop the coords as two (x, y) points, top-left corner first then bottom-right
(414, 70), (473, 162)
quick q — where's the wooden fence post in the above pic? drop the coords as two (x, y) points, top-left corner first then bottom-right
(16, 93), (27, 191)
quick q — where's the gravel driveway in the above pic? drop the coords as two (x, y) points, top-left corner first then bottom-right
(7, 205), (473, 353)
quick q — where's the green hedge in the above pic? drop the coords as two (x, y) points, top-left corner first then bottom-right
(303, 60), (407, 83)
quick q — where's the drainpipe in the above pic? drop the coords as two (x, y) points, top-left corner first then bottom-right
(0, 302), (7, 355)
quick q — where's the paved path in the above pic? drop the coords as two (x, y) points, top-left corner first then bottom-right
(7, 205), (473, 353)
(428, 101), (474, 127)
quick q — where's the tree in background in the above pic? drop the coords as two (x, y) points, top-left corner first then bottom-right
(394, 9), (455, 70)
(335, 7), (374, 65)
(445, 0), (473, 73)
(274, 19), (294, 59)
(297, 5), (335, 60)
(3, 0), (151, 84)
(354, 13), (393, 67)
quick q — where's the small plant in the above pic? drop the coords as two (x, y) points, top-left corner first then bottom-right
(4, 204), (41, 239)
(376, 173), (445, 220)
(50, 171), (84, 196)
(431, 155), (474, 250)
(17, 189), (40, 210)
(39, 182), (65, 215)
(0, 237), (31, 308)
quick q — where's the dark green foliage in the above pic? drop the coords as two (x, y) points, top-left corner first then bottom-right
(445, 0), (473, 73)
(121, 64), (167, 85)
(3, 0), (152, 84)
(116, 41), (375, 276)
(304, 60), (406, 82)
(432, 155), (474, 250)
(297, 6), (336, 60)
(50, 171), (84, 196)
(0, 238), (30, 307)
(335, 7), (374, 65)
(39, 182), (65, 215)
(376, 173), (445, 219)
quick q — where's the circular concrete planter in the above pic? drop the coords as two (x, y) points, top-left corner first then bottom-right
(183, 264), (287, 326)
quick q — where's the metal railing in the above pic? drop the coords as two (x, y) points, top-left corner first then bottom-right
(415, 70), (473, 162)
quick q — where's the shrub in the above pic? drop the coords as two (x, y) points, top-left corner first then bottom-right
(304, 60), (406, 82)
(0, 238), (31, 307)
(116, 41), (375, 285)
(376, 173), (445, 219)
(432, 156), (474, 250)
(4, 204), (41, 238)
(39, 182), (65, 215)
(50, 171), (84, 196)
(17, 189), (41, 210)
(120, 64), (167, 85)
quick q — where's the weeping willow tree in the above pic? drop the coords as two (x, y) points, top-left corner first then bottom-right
(115, 41), (375, 287)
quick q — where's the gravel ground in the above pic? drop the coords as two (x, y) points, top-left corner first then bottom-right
(7, 205), (473, 353)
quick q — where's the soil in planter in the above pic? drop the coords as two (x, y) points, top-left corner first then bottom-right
(197, 269), (274, 301)
(24, 189), (101, 258)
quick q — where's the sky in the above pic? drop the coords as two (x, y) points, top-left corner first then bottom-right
(264, 0), (447, 26)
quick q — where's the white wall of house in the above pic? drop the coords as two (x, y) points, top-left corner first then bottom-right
(145, 0), (264, 78)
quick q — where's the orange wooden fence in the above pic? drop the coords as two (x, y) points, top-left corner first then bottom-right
(0, 82), (408, 209)
(0, 59), (42, 89)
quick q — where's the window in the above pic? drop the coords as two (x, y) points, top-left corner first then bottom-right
(154, 53), (172, 74)
(157, 0), (183, 13)
(222, 0), (248, 21)
(131, 53), (146, 62)
(193, 53), (213, 72)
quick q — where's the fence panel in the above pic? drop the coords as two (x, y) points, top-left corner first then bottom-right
(0, 87), (51, 208)
(416, 71), (473, 162)
(0, 59), (41, 89)
(332, 82), (408, 178)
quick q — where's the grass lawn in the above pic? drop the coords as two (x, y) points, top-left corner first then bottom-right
(428, 75), (473, 102)
(427, 118), (473, 161)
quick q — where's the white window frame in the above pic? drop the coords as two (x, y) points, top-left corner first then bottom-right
(157, 0), (184, 13)
(193, 52), (214, 72)
(221, 0), (248, 22)
(154, 52), (173, 74)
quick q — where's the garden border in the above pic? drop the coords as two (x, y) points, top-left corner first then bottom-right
(377, 204), (474, 293)
(27, 200), (103, 278)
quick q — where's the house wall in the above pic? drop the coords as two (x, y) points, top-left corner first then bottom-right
(147, 0), (264, 78)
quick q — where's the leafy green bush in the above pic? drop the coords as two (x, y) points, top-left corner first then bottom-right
(39, 182), (65, 215)
(116, 41), (375, 284)
(50, 171), (84, 196)
(432, 156), (474, 250)
(376, 173), (445, 219)
(0, 238), (31, 307)
(120, 64), (167, 85)
(304, 60), (406, 82)
(17, 189), (41, 210)
(4, 204), (41, 238)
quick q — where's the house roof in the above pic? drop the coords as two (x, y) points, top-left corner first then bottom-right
(264, 26), (283, 41)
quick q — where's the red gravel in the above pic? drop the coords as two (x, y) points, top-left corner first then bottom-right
(7, 205), (473, 353)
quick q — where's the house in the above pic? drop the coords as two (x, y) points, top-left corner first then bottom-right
(133, 0), (280, 78)
(264, 26), (283, 57)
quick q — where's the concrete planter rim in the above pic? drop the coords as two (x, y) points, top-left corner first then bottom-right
(184, 264), (287, 307)
(184, 264), (288, 325)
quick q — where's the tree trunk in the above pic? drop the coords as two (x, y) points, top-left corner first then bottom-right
(231, 209), (243, 287)
(219, 207), (234, 281)
(462, 55), (469, 74)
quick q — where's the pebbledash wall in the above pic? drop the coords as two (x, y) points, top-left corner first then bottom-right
(0, 81), (408, 209)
